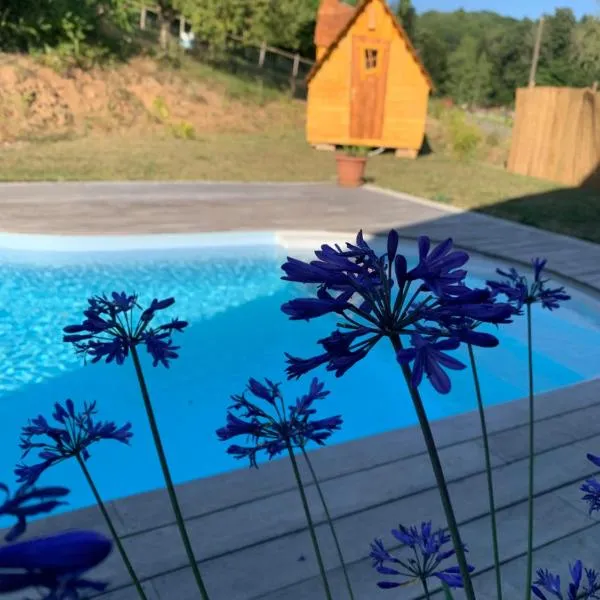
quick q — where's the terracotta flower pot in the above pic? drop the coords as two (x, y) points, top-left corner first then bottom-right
(335, 154), (367, 187)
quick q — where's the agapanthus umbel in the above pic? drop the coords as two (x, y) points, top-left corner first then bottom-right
(216, 377), (342, 468)
(487, 258), (571, 313)
(369, 521), (475, 589)
(580, 453), (600, 514)
(0, 530), (112, 599)
(63, 292), (188, 367)
(532, 560), (600, 600)
(281, 230), (514, 394)
(16, 399), (132, 486)
(0, 482), (70, 542)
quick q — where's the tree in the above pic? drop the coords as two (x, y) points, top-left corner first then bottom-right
(571, 16), (600, 82)
(536, 8), (579, 85)
(0, 0), (133, 54)
(182, 0), (316, 54)
(447, 35), (493, 106)
(483, 20), (533, 104)
(396, 0), (416, 42)
(414, 30), (449, 94)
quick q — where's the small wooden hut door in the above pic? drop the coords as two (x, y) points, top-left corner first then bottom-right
(350, 36), (390, 140)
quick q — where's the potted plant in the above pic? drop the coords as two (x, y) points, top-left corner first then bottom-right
(335, 145), (369, 187)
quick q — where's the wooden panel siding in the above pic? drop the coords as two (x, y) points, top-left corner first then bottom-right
(306, 0), (432, 152)
(507, 87), (600, 187)
(350, 36), (390, 139)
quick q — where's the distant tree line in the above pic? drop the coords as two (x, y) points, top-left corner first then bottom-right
(402, 5), (600, 106)
(0, 0), (599, 107)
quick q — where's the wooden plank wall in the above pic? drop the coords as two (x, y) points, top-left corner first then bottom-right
(507, 87), (600, 187)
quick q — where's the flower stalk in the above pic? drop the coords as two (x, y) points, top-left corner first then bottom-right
(467, 343), (503, 600)
(76, 454), (148, 600)
(391, 335), (476, 600)
(300, 446), (355, 600)
(130, 347), (211, 600)
(287, 443), (333, 600)
(524, 303), (535, 600)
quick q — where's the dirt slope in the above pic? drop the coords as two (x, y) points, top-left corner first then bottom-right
(0, 54), (303, 143)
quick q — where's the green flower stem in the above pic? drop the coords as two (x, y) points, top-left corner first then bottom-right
(130, 347), (211, 600)
(300, 446), (355, 600)
(287, 443), (333, 600)
(390, 335), (476, 600)
(76, 454), (148, 600)
(467, 343), (503, 600)
(524, 304), (535, 600)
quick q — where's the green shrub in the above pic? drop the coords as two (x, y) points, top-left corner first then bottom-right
(443, 110), (482, 161)
(151, 96), (170, 122)
(429, 99), (444, 120)
(485, 131), (501, 147)
(340, 145), (370, 157)
(170, 121), (196, 140)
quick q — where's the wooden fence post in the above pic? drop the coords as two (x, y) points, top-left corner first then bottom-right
(140, 5), (147, 30)
(290, 53), (300, 95)
(592, 81), (598, 92)
(528, 16), (544, 88)
(258, 42), (267, 67)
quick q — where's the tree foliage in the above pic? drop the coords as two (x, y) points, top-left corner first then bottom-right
(414, 6), (599, 106)
(396, 0), (416, 42)
(1, 0), (599, 107)
(0, 0), (132, 54)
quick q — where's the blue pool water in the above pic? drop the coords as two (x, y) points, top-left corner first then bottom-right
(0, 239), (599, 519)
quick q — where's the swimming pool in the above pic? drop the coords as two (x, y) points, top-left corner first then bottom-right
(0, 231), (599, 518)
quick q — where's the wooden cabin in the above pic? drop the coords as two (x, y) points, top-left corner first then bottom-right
(306, 0), (433, 157)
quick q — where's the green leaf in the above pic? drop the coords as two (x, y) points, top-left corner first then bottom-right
(441, 582), (455, 600)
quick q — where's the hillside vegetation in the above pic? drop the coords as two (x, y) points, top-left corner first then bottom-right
(0, 53), (303, 143)
(2, 0), (599, 109)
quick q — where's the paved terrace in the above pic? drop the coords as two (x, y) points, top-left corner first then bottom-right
(1, 182), (600, 600)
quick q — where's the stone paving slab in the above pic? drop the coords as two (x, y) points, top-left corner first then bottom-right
(1, 182), (600, 599)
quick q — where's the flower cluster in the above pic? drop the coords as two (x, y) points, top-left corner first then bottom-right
(0, 481), (112, 599)
(532, 560), (600, 599)
(281, 231), (514, 393)
(0, 482), (69, 542)
(63, 292), (188, 367)
(581, 453), (600, 514)
(217, 377), (342, 468)
(369, 521), (474, 589)
(16, 399), (133, 486)
(487, 258), (571, 312)
(0, 529), (112, 599)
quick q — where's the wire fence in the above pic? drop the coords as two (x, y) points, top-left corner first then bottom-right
(138, 5), (315, 98)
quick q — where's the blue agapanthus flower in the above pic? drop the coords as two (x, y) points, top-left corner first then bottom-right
(532, 560), (600, 599)
(487, 258), (570, 313)
(0, 482), (70, 542)
(0, 529), (112, 599)
(369, 521), (475, 589)
(216, 377), (342, 468)
(63, 292), (187, 367)
(16, 399), (132, 486)
(281, 230), (514, 393)
(580, 453), (600, 514)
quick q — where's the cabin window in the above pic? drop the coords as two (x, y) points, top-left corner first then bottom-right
(364, 48), (378, 70)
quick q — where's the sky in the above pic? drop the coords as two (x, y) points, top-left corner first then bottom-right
(407, 0), (598, 19)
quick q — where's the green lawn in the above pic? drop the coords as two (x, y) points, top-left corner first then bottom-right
(2, 129), (599, 243)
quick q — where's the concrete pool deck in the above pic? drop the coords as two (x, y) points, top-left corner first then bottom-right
(1, 181), (600, 600)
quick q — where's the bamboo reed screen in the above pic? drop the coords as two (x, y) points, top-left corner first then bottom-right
(507, 86), (600, 187)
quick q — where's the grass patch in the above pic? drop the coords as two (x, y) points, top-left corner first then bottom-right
(0, 128), (598, 243)
(157, 54), (290, 106)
